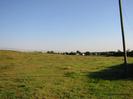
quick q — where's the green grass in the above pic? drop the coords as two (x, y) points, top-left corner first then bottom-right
(0, 50), (133, 99)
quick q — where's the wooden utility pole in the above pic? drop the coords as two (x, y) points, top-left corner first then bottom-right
(118, 0), (128, 66)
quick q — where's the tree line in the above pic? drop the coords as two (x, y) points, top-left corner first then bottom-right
(47, 50), (133, 57)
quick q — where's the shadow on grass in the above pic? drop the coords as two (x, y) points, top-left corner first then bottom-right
(89, 63), (133, 80)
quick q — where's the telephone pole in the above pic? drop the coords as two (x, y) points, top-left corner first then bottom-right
(118, 0), (128, 66)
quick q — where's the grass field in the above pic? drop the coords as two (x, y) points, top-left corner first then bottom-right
(0, 50), (133, 99)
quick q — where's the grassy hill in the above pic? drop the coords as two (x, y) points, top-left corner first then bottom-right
(0, 50), (133, 99)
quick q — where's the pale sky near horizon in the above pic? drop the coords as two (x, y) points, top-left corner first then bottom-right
(0, 0), (133, 52)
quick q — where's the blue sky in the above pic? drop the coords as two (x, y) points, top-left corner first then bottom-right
(0, 0), (133, 52)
